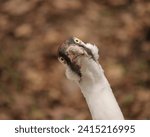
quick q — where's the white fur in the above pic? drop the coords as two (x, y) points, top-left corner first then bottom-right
(85, 43), (99, 60)
(65, 67), (80, 82)
(78, 58), (124, 120)
(65, 43), (100, 82)
(64, 43), (124, 119)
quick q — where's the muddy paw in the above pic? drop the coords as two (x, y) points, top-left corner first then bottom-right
(66, 46), (87, 62)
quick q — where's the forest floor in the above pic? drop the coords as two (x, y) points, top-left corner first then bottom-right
(0, 0), (150, 119)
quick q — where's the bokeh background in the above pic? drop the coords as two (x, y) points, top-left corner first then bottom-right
(0, 0), (150, 120)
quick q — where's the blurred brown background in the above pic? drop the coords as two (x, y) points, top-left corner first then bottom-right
(0, 0), (150, 120)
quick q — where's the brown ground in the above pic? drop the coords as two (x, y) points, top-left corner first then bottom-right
(0, 0), (150, 120)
